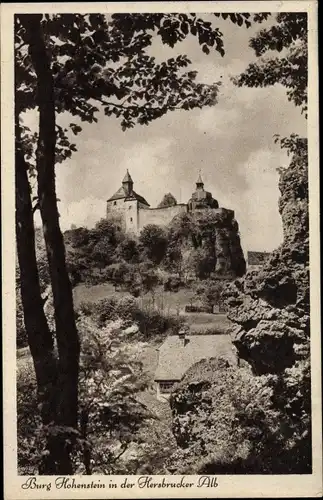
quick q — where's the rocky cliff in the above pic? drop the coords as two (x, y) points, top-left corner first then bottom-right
(169, 138), (311, 473)
(223, 139), (309, 374)
(168, 208), (246, 279)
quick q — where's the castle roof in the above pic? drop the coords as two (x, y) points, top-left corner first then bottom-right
(107, 170), (150, 205)
(107, 186), (150, 206)
(154, 334), (235, 381)
(122, 169), (133, 184)
(196, 173), (204, 185)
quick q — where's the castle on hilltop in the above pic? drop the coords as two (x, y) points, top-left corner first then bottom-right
(106, 170), (233, 234)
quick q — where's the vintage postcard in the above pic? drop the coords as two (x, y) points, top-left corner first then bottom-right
(1, 1), (322, 498)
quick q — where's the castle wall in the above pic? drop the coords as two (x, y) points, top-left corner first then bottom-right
(124, 200), (139, 234)
(106, 199), (128, 230)
(192, 207), (235, 219)
(138, 204), (188, 231)
(106, 198), (125, 216)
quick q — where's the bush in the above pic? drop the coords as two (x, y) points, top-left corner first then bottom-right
(77, 295), (182, 339)
(75, 312), (173, 474)
(167, 356), (311, 474)
(139, 224), (168, 265)
(117, 237), (139, 263)
(17, 360), (42, 474)
(164, 275), (185, 292)
(194, 279), (224, 308)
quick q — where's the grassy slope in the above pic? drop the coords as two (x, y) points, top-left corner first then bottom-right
(73, 283), (232, 334)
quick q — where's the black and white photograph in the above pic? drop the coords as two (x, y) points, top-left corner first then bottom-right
(1, 1), (321, 498)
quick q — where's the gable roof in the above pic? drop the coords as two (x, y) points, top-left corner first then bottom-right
(107, 186), (150, 206)
(154, 334), (236, 381)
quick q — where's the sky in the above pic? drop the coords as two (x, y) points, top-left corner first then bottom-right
(30, 14), (307, 254)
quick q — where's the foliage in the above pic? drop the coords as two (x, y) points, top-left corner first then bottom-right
(168, 212), (200, 246)
(163, 240), (183, 275)
(167, 357), (311, 474)
(77, 295), (181, 339)
(17, 313), (163, 475)
(15, 12), (240, 142)
(140, 269), (160, 296)
(139, 224), (168, 265)
(92, 237), (115, 270)
(64, 226), (90, 247)
(221, 23), (311, 474)
(190, 247), (215, 280)
(62, 218), (126, 284)
(193, 279), (224, 307)
(234, 13), (307, 116)
(158, 192), (177, 208)
(116, 236), (140, 263)
(16, 278), (28, 348)
(75, 314), (153, 473)
(17, 359), (43, 474)
(163, 275), (185, 292)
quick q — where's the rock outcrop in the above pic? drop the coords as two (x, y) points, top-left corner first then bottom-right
(223, 140), (309, 374)
(169, 209), (246, 279)
(168, 137), (311, 474)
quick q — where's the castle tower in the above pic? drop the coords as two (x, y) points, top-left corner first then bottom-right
(196, 172), (204, 190)
(122, 169), (134, 197)
(188, 172), (219, 211)
(106, 171), (150, 234)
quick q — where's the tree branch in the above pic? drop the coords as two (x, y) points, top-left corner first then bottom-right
(111, 442), (129, 463)
(15, 41), (28, 52)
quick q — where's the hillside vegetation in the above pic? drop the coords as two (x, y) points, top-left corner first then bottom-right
(17, 209), (244, 348)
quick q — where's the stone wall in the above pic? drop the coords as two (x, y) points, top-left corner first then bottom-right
(138, 204), (188, 231)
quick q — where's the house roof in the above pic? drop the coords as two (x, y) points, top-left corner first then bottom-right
(154, 334), (236, 381)
(107, 186), (150, 206)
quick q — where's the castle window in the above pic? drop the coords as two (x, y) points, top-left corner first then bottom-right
(113, 201), (117, 206)
(128, 205), (132, 210)
(130, 217), (133, 222)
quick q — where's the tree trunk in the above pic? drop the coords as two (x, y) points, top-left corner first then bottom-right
(15, 125), (60, 474)
(24, 15), (80, 473)
(15, 131), (58, 427)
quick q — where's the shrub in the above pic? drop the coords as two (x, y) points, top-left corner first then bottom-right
(193, 279), (224, 308)
(117, 237), (139, 263)
(78, 296), (137, 328)
(167, 356), (311, 474)
(139, 224), (168, 265)
(77, 295), (182, 339)
(75, 313), (157, 474)
(17, 360), (42, 474)
(164, 275), (185, 292)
